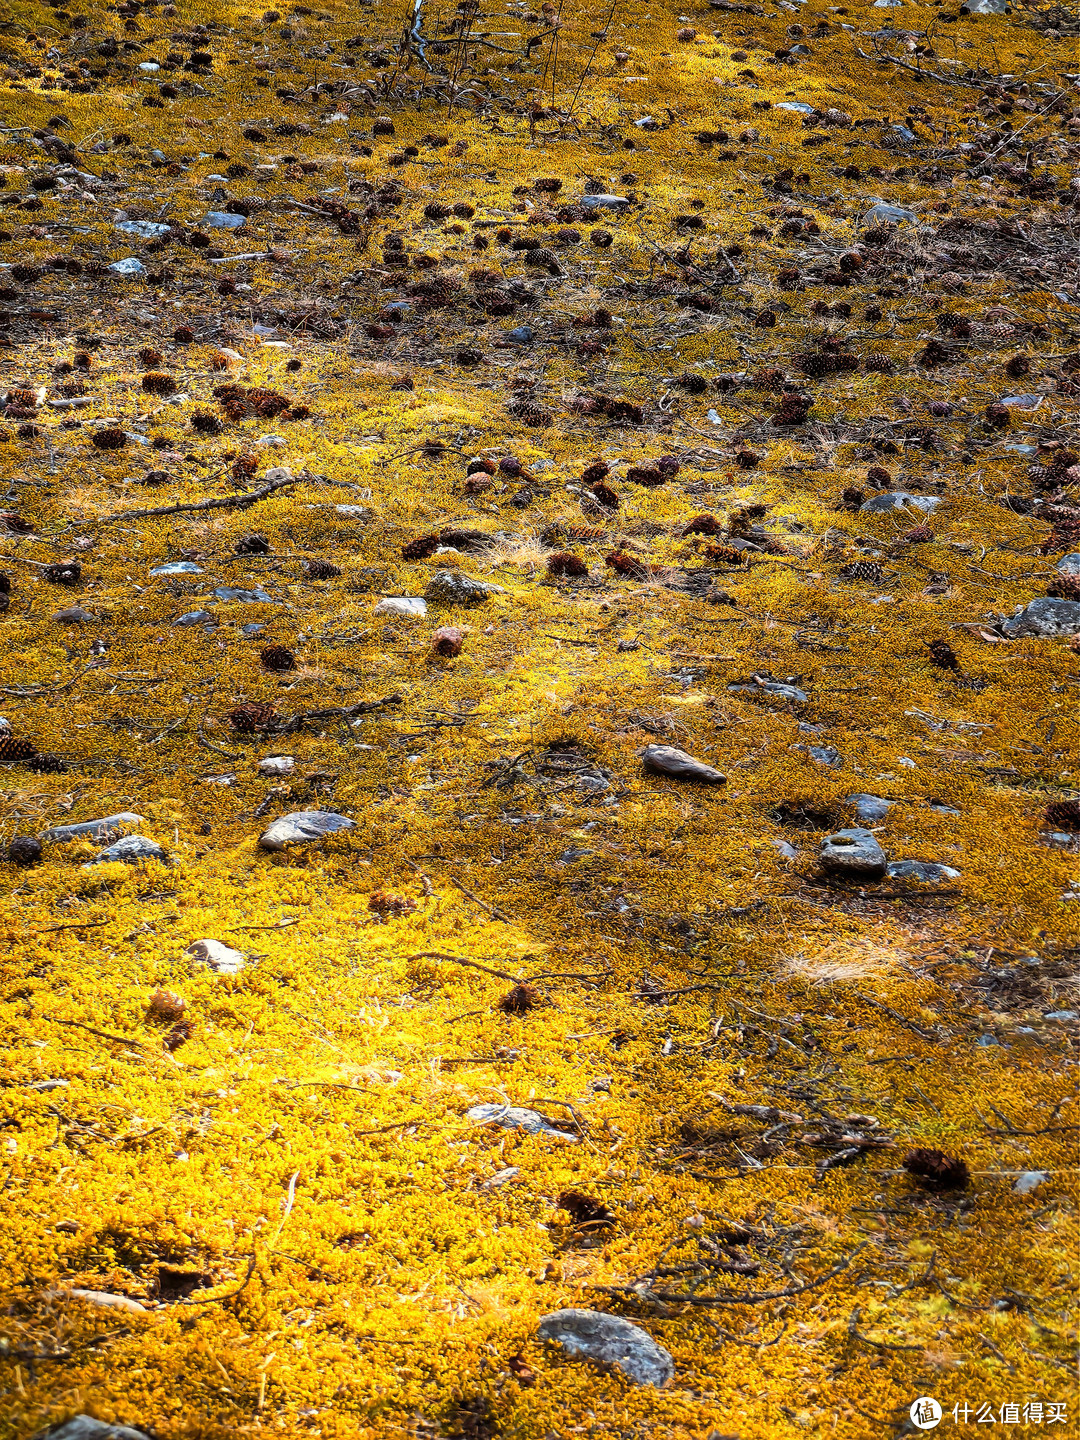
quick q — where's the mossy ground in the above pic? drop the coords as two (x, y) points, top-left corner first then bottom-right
(0, 0), (1077, 1436)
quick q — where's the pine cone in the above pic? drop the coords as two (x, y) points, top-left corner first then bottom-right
(626, 466), (664, 487)
(581, 460), (610, 484)
(591, 480), (619, 509)
(903, 1147), (969, 1191)
(547, 551), (589, 578)
(984, 402), (1010, 430)
(839, 561), (883, 583)
(191, 410), (222, 434)
(918, 339), (950, 367)
(0, 513), (34, 534)
(27, 752), (68, 773)
(247, 388), (290, 418)
(928, 638), (959, 670)
(902, 524), (934, 544)
(773, 392), (812, 425)
(1044, 798), (1080, 831)
(866, 466), (892, 488)
(682, 514), (723, 537)
(8, 835), (41, 866)
(304, 559), (341, 579)
(864, 353), (894, 373)
(1048, 574), (1080, 601)
(147, 988), (186, 1022)
(43, 561), (81, 585)
(260, 645), (295, 672)
(839, 486), (864, 512)
(138, 347), (164, 367)
(227, 703), (279, 733)
(1005, 353), (1030, 378)
(497, 982), (540, 1015)
(92, 426), (127, 450)
(402, 533), (441, 561)
(141, 371), (176, 395)
(432, 626), (465, 657)
(0, 734), (38, 763)
(235, 533), (270, 555)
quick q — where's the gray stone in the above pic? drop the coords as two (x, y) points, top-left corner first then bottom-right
(150, 561), (202, 576)
(35, 1418), (151, 1440)
(1000, 393), (1043, 409)
(91, 835), (168, 865)
(374, 597), (427, 619)
(928, 799), (961, 815)
(581, 194), (630, 209)
(820, 828), (887, 879)
(1013, 1170), (1049, 1194)
(806, 744), (843, 768)
(42, 813), (144, 843)
(334, 504), (373, 519)
(538, 1309), (674, 1387)
(861, 202), (917, 227)
(467, 1102), (578, 1142)
(860, 492), (940, 514)
(1044, 1010), (1077, 1022)
(846, 793), (894, 823)
(107, 258), (144, 276)
(771, 837), (798, 859)
(186, 938), (245, 974)
(1056, 553), (1080, 576)
(53, 607), (96, 624)
(642, 744), (726, 784)
(116, 219), (171, 238)
(1000, 598), (1080, 638)
(964, 0), (1007, 11)
(728, 678), (808, 704)
(173, 609), (215, 627)
(424, 570), (497, 606)
(886, 859), (960, 883)
(258, 810), (355, 851)
(213, 586), (279, 604)
(776, 101), (815, 113)
(204, 210), (246, 228)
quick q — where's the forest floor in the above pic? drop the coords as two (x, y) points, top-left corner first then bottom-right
(0, 0), (1077, 1436)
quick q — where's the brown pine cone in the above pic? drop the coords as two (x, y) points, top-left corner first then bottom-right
(227, 703), (279, 733)
(304, 559), (341, 579)
(0, 734), (38, 763)
(260, 644), (295, 672)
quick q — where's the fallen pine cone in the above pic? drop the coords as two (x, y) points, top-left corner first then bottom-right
(304, 559), (341, 579)
(928, 638), (959, 670)
(260, 644), (295, 672)
(147, 988), (186, 1022)
(432, 626), (465, 657)
(902, 1147), (969, 1191)
(497, 982), (540, 1015)
(547, 551), (589, 578)
(227, 702), (279, 733)
(1044, 798), (1080, 831)
(557, 1190), (615, 1225)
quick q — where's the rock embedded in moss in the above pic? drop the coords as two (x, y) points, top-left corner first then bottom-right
(642, 744), (726, 784)
(35, 1417), (151, 1440)
(258, 809), (356, 851)
(185, 938), (245, 974)
(538, 1309), (674, 1387)
(90, 835), (168, 865)
(819, 828), (887, 880)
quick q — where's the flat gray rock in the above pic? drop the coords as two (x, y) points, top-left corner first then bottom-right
(1000, 598), (1080, 638)
(173, 609), (215, 627)
(538, 1309), (674, 1387)
(467, 1103), (578, 1143)
(91, 835), (168, 865)
(53, 606), (96, 624)
(846, 793), (895, 823)
(213, 586), (279, 604)
(423, 570), (497, 605)
(43, 813), (144, 843)
(1056, 553), (1080, 576)
(258, 810), (355, 851)
(581, 194), (629, 209)
(728, 678), (808, 704)
(860, 492), (940, 514)
(642, 744), (725, 784)
(820, 828), (887, 879)
(35, 1419), (151, 1440)
(150, 561), (202, 576)
(887, 859), (960, 883)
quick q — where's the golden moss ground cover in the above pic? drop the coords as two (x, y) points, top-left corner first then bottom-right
(0, 0), (1077, 1434)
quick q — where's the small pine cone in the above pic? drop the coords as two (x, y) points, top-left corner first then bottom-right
(464, 472), (494, 495)
(0, 734), (38, 763)
(682, 514), (723, 537)
(592, 480), (619, 509)
(497, 982), (540, 1015)
(260, 644), (295, 672)
(839, 561), (883, 583)
(368, 890), (417, 918)
(657, 455), (680, 477)
(432, 625), (465, 657)
(626, 466), (664, 487)
(43, 561), (81, 586)
(402, 533), (442, 561)
(232, 453), (258, 480)
(236, 533), (270, 555)
(164, 1019), (195, 1053)
(773, 392), (812, 425)
(222, 398), (250, 422)
(902, 1147), (969, 1191)
(304, 559), (341, 579)
(918, 339), (950, 367)
(138, 347), (165, 367)
(141, 371), (176, 395)
(674, 373), (707, 394)
(547, 551), (589, 578)
(191, 410), (222, 434)
(8, 835), (42, 866)
(839, 486), (865, 512)
(902, 523), (934, 544)
(27, 752), (68, 773)
(866, 466), (892, 488)
(864, 353), (894, 373)
(227, 702), (279, 733)
(466, 457), (495, 476)
(498, 457), (523, 477)
(1044, 798), (1080, 831)
(147, 988), (186, 1022)
(247, 388), (291, 418)
(1047, 574), (1080, 601)
(173, 325), (195, 344)
(1, 513), (34, 534)
(92, 426), (128, 450)
(985, 402), (1010, 430)
(1004, 353), (1030, 378)
(590, 228), (613, 248)
(581, 460), (610, 484)
(606, 549), (645, 577)
(754, 309), (777, 328)
(735, 450), (759, 469)
(0, 574), (9, 593)
(6, 388), (37, 410)
(928, 638), (959, 670)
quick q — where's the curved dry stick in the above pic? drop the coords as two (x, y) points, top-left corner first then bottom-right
(81, 475), (298, 529)
(592, 1242), (868, 1307)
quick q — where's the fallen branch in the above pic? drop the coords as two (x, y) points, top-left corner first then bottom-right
(408, 950), (520, 981)
(449, 877), (513, 924)
(80, 475), (299, 529)
(592, 1242), (867, 1308)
